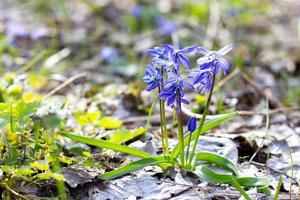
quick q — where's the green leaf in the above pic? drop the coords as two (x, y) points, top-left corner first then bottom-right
(229, 177), (251, 200)
(195, 165), (232, 183)
(108, 127), (145, 144)
(234, 176), (270, 187)
(171, 112), (237, 158)
(101, 156), (175, 180)
(195, 165), (270, 187)
(0, 112), (10, 129)
(274, 175), (283, 200)
(196, 152), (238, 175)
(60, 131), (152, 158)
(98, 116), (122, 129)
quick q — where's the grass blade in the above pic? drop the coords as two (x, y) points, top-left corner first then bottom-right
(235, 177), (270, 187)
(195, 165), (269, 187)
(229, 177), (251, 200)
(61, 131), (152, 158)
(171, 112), (237, 158)
(196, 152), (238, 175)
(274, 175), (282, 200)
(101, 156), (175, 180)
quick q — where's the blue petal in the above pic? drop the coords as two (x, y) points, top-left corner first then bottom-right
(217, 45), (234, 56)
(181, 45), (197, 53)
(188, 116), (197, 132)
(147, 48), (162, 57)
(167, 93), (176, 105)
(197, 56), (212, 66)
(218, 57), (230, 75)
(181, 98), (189, 105)
(178, 54), (190, 69)
(163, 44), (175, 52)
(142, 76), (152, 83)
(195, 47), (210, 55)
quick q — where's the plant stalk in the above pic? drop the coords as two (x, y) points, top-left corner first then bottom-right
(159, 67), (169, 157)
(158, 85), (166, 157)
(185, 129), (193, 164)
(176, 94), (185, 166)
(188, 76), (216, 167)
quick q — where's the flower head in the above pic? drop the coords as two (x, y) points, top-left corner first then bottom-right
(100, 46), (119, 63)
(188, 116), (197, 132)
(131, 5), (143, 19)
(189, 69), (213, 93)
(158, 74), (193, 108)
(164, 44), (197, 70)
(156, 17), (178, 35)
(196, 45), (234, 75)
(142, 66), (162, 91)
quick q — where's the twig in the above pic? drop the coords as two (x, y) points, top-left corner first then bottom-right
(1, 183), (30, 200)
(16, 50), (48, 74)
(213, 68), (240, 92)
(249, 97), (270, 163)
(43, 72), (88, 99)
(123, 107), (298, 125)
(240, 72), (282, 108)
(251, 161), (299, 184)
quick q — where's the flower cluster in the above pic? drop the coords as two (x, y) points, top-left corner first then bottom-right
(142, 44), (233, 108)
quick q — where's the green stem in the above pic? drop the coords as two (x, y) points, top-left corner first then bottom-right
(188, 76), (216, 167)
(177, 95), (185, 166)
(158, 85), (166, 157)
(159, 67), (169, 157)
(185, 130), (193, 164)
(161, 100), (169, 157)
(145, 97), (157, 131)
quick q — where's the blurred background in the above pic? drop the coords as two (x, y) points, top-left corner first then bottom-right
(0, 0), (299, 109)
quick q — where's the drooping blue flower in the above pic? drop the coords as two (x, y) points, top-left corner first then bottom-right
(131, 5), (143, 19)
(147, 46), (178, 74)
(6, 21), (30, 47)
(189, 69), (213, 93)
(142, 66), (162, 91)
(100, 46), (119, 63)
(188, 116), (197, 132)
(196, 45), (234, 75)
(158, 74), (193, 107)
(163, 44), (197, 70)
(147, 46), (168, 59)
(156, 17), (178, 35)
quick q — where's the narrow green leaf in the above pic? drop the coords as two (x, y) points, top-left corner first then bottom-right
(171, 112), (237, 158)
(258, 185), (271, 196)
(195, 165), (269, 187)
(60, 131), (152, 158)
(274, 175), (283, 200)
(196, 152), (238, 175)
(195, 165), (232, 183)
(101, 156), (175, 180)
(229, 177), (251, 200)
(235, 177), (270, 187)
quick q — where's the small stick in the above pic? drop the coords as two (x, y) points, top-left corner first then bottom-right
(1, 183), (29, 200)
(43, 72), (88, 99)
(122, 107), (298, 125)
(240, 72), (282, 108)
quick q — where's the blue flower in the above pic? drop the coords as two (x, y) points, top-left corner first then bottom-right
(131, 5), (143, 19)
(188, 116), (197, 132)
(189, 69), (213, 93)
(164, 44), (197, 70)
(147, 46), (168, 59)
(156, 17), (178, 35)
(142, 66), (162, 91)
(158, 74), (193, 107)
(196, 45), (234, 75)
(100, 46), (119, 63)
